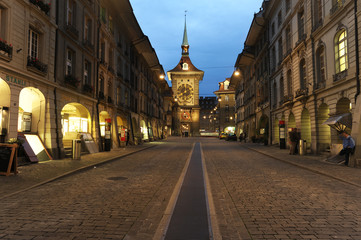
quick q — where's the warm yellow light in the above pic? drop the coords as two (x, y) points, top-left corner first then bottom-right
(234, 70), (240, 76)
(160, 74), (165, 80)
(230, 117), (233, 120)
(218, 98), (222, 102)
(350, 103), (352, 110)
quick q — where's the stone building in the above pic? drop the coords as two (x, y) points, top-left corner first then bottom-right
(233, 0), (361, 164)
(214, 78), (236, 134)
(0, 0), (169, 160)
(199, 96), (217, 133)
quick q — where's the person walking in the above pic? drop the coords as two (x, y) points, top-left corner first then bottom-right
(289, 128), (300, 155)
(338, 131), (355, 166)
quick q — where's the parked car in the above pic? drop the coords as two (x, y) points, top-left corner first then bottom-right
(219, 132), (227, 139)
(226, 133), (237, 141)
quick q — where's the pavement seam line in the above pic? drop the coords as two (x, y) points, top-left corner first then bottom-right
(152, 142), (195, 240)
(200, 142), (221, 240)
(244, 145), (361, 189)
(0, 145), (156, 200)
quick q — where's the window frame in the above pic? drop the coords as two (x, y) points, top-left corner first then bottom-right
(334, 29), (348, 74)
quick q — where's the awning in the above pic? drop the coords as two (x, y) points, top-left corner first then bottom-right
(322, 113), (352, 132)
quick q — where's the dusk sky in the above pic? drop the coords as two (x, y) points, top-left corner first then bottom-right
(130, 0), (264, 96)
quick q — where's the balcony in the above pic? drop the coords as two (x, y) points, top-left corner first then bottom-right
(282, 94), (293, 104)
(27, 56), (48, 75)
(64, 74), (79, 88)
(82, 83), (93, 95)
(333, 70), (347, 82)
(330, 0), (345, 15)
(83, 40), (94, 51)
(66, 24), (79, 38)
(0, 39), (13, 61)
(295, 88), (308, 99)
(316, 81), (326, 90)
(29, 0), (50, 15)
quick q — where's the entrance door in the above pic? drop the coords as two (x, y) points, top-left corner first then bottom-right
(182, 124), (190, 137)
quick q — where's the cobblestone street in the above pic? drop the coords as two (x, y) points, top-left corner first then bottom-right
(1, 137), (361, 239)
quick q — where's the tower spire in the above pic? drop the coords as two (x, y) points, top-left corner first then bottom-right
(182, 11), (189, 55)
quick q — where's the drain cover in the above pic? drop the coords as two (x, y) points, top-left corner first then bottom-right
(107, 176), (128, 181)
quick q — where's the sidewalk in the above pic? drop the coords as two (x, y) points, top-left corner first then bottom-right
(0, 142), (156, 200)
(243, 142), (361, 188)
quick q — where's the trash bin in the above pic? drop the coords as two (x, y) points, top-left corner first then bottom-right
(299, 139), (306, 155)
(72, 139), (81, 160)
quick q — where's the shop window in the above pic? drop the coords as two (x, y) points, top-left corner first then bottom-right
(335, 29), (347, 73)
(28, 28), (39, 59)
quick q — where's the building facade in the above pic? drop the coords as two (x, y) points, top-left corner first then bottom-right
(233, 0), (361, 165)
(214, 78), (236, 134)
(0, 0), (169, 160)
(167, 18), (204, 137)
(199, 96), (217, 133)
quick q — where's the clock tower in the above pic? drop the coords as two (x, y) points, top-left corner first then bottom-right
(167, 16), (204, 136)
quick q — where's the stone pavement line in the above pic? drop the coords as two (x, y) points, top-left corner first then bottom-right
(0, 145), (156, 201)
(200, 142), (221, 240)
(152, 142), (195, 240)
(244, 145), (361, 189)
(164, 142), (209, 239)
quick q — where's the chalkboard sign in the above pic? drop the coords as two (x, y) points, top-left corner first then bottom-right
(0, 143), (18, 176)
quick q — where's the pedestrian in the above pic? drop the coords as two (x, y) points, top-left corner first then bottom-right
(338, 130), (355, 165)
(126, 130), (130, 146)
(289, 128), (300, 155)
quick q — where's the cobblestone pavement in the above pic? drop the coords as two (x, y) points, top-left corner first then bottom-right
(2, 137), (361, 239)
(203, 138), (361, 240)
(0, 140), (194, 240)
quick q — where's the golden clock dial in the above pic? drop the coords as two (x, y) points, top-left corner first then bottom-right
(177, 84), (193, 102)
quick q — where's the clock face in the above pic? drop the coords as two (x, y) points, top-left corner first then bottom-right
(181, 111), (190, 120)
(177, 84), (193, 103)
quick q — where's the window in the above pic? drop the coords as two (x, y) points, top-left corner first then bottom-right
(108, 48), (113, 68)
(271, 46), (276, 70)
(273, 82), (277, 105)
(225, 95), (229, 102)
(271, 22), (275, 37)
(277, 11), (282, 27)
(286, 0), (291, 12)
(67, 0), (75, 25)
(335, 29), (347, 73)
(286, 25), (291, 51)
(280, 77), (284, 100)
(100, 41), (105, 62)
(100, 7), (106, 23)
(287, 70), (292, 95)
(299, 59), (306, 89)
(117, 87), (121, 105)
(298, 9), (305, 40)
(28, 29), (39, 59)
(315, 0), (323, 24)
(316, 45), (326, 84)
(84, 16), (92, 42)
(66, 49), (75, 75)
(0, 6), (8, 40)
(84, 60), (90, 84)
(99, 75), (105, 93)
(109, 15), (113, 34)
(278, 37), (283, 63)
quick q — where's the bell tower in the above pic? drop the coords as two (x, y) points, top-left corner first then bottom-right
(167, 14), (204, 136)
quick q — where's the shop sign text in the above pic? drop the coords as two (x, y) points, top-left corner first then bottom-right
(6, 75), (26, 87)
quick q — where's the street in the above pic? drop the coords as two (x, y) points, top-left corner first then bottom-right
(1, 137), (361, 239)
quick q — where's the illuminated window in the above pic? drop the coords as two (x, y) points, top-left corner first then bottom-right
(335, 29), (347, 73)
(182, 63), (188, 70)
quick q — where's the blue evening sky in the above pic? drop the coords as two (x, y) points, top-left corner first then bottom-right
(130, 0), (264, 96)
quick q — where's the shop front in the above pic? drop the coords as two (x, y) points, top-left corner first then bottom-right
(140, 120), (149, 141)
(0, 79), (10, 143)
(99, 111), (112, 151)
(117, 115), (128, 147)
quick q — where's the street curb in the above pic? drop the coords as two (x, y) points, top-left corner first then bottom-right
(244, 145), (361, 189)
(0, 145), (156, 200)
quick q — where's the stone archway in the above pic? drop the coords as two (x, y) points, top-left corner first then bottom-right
(301, 108), (311, 148)
(318, 103), (331, 152)
(18, 87), (46, 136)
(61, 103), (91, 138)
(336, 97), (351, 114)
(0, 78), (10, 142)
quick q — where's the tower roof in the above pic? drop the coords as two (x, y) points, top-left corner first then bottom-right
(182, 16), (189, 47)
